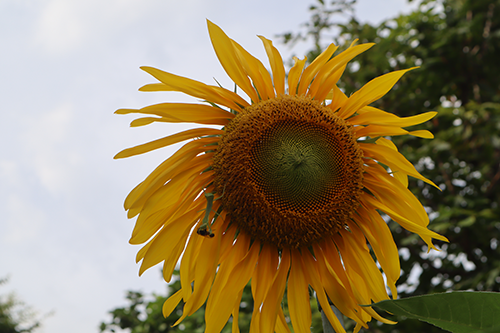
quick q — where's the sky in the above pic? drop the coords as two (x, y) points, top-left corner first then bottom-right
(0, 0), (419, 332)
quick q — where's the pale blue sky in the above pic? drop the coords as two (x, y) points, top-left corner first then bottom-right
(0, 0), (418, 332)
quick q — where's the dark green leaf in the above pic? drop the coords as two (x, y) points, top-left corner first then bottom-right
(372, 292), (500, 333)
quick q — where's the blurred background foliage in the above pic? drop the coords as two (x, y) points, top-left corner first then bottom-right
(100, 0), (500, 331)
(0, 277), (43, 333)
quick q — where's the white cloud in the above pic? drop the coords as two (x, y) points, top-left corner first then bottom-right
(35, 0), (85, 55)
(21, 103), (79, 195)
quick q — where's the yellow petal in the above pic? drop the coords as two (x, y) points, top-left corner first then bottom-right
(231, 289), (244, 333)
(138, 206), (199, 275)
(315, 241), (366, 324)
(301, 251), (347, 333)
(176, 233), (221, 324)
(362, 193), (449, 246)
(274, 307), (291, 333)
(205, 242), (259, 333)
(409, 129), (434, 138)
(288, 56), (307, 95)
(127, 152), (212, 221)
(129, 116), (228, 127)
(207, 20), (259, 103)
(258, 35), (286, 96)
(217, 223), (239, 264)
(162, 289), (183, 317)
(354, 205), (400, 298)
(139, 82), (175, 91)
(363, 161), (427, 226)
(114, 127), (221, 159)
(140, 66), (247, 111)
(346, 221), (394, 300)
(372, 138), (408, 187)
(356, 124), (409, 138)
(308, 43), (374, 100)
(338, 67), (416, 119)
(180, 231), (203, 301)
(327, 84), (348, 112)
(251, 244), (279, 307)
(359, 142), (439, 189)
(129, 167), (210, 244)
(231, 39), (275, 100)
(117, 103), (234, 126)
(260, 250), (290, 333)
(335, 230), (396, 323)
(124, 140), (214, 212)
(351, 108), (437, 127)
(313, 64), (346, 102)
(375, 136), (397, 150)
(297, 43), (338, 95)
(287, 249), (312, 333)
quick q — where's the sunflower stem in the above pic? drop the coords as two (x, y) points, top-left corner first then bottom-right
(317, 295), (345, 333)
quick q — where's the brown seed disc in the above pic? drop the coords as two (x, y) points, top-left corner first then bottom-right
(213, 95), (364, 248)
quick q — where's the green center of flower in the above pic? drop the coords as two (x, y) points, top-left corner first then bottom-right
(213, 95), (364, 248)
(251, 120), (342, 213)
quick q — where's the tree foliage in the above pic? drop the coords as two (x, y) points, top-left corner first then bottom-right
(0, 277), (42, 333)
(103, 0), (500, 331)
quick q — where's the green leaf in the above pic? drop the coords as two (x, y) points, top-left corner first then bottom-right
(371, 292), (500, 333)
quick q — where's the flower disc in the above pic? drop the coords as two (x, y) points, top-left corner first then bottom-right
(213, 95), (364, 248)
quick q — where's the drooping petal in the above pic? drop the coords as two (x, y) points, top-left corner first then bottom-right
(354, 204), (400, 297)
(363, 159), (427, 226)
(409, 129), (434, 138)
(180, 230), (203, 301)
(129, 157), (212, 232)
(138, 205), (201, 275)
(287, 249), (312, 333)
(361, 192), (449, 248)
(334, 231), (396, 324)
(372, 138), (408, 187)
(301, 251), (347, 333)
(360, 141), (439, 189)
(205, 242), (259, 333)
(123, 139), (214, 213)
(231, 289), (244, 333)
(259, 250), (290, 333)
(315, 240), (368, 324)
(130, 171), (212, 245)
(251, 244), (279, 311)
(175, 223), (222, 324)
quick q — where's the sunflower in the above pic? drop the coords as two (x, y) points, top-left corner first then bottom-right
(115, 21), (448, 333)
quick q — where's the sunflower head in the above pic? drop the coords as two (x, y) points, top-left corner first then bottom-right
(116, 20), (448, 333)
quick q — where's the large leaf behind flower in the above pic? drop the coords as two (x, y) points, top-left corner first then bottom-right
(372, 292), (500, 333)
